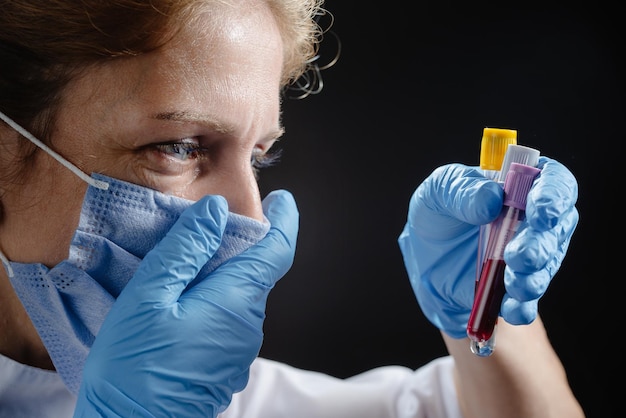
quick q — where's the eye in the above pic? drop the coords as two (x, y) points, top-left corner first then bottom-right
(154, 140), (206, 161)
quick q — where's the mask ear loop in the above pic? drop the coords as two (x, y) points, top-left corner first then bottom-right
(0, 110), (110, 276)
(0, 249), (13, 278)
(0, 111), (109, 190)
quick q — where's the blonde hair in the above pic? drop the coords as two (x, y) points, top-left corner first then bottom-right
(0, 0), (327, 139)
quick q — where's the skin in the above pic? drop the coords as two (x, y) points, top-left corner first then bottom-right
(444, 320), (585, 418)
(0, 1), (282, 369)
(0, 2), (585, 417)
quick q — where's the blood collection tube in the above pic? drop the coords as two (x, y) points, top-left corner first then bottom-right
(496, 144), (540, 183)
(479, 127), (517, 180)
(476, 128), (517, 281)
(477, 144), (541, 274)
(467, 162), (541, 357)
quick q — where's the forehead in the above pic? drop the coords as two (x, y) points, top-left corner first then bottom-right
(158, 3), (285, 123)
(162, 1), (284, 83)
(59, 1), (284, 134)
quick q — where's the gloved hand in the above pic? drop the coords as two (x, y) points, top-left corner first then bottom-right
(398, 156), (578, 338)
(73, 190), (298, 417)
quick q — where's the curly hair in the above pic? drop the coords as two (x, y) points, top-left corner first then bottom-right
(0, 0), (326, 140)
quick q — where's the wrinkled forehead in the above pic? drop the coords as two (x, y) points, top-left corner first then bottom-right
(159, 0), (285, 77)
(173, 0), (281, 42)
(55, 0), (284, 119)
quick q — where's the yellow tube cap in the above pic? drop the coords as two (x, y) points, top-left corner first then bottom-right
(479, 127), (518, 171)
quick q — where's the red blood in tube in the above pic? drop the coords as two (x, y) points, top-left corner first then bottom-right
(467, 258), (507, 342)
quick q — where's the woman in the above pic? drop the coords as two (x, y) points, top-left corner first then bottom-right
(0, 0), (584, 417)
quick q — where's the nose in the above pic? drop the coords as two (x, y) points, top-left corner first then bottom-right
(213, 159), (264, 222)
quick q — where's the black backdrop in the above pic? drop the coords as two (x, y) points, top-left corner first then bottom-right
(258, 2), (623, 417)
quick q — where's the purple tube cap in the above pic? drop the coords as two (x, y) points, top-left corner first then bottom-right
(503, 163), (541, 210)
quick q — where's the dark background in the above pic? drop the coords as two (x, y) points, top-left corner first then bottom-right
(259, 2), (623, 417)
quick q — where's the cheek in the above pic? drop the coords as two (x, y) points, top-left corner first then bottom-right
(0, 178), (86, 267)
(34, 170), (87, 263)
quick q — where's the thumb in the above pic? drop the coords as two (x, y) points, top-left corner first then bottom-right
(408, 164), (503, 240)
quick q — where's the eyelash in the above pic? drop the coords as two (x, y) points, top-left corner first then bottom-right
(251, 148), (282, 170)
(155, 142), (205, 161)
(154, 141), (282, 171)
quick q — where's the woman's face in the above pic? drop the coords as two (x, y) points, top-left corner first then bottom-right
(1, 2), (285, 266)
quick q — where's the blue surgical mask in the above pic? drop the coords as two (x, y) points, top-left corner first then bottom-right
(0, 111), (270, 395)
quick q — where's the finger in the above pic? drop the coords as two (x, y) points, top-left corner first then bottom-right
(181, 190), (298, 327)
(220, 189), (299, 288)
(505, 224), (558, 273)
(184, 189), (298, 295)
(526, 156), (578, 231)
(504, 268), (551, 301)
(409, 164), (503, 240)
(501, 296), (538, 325)
(504, 206), (578, 299)
(120, 195), (228, 305)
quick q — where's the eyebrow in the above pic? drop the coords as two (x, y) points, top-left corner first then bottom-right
(152, 110), (285, 140)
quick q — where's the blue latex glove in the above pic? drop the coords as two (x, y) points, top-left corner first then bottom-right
(74, 190), (298, 417)
(398, 156), (578, 338)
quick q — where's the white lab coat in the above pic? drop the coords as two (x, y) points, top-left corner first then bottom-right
(0, 353), (462, 417)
